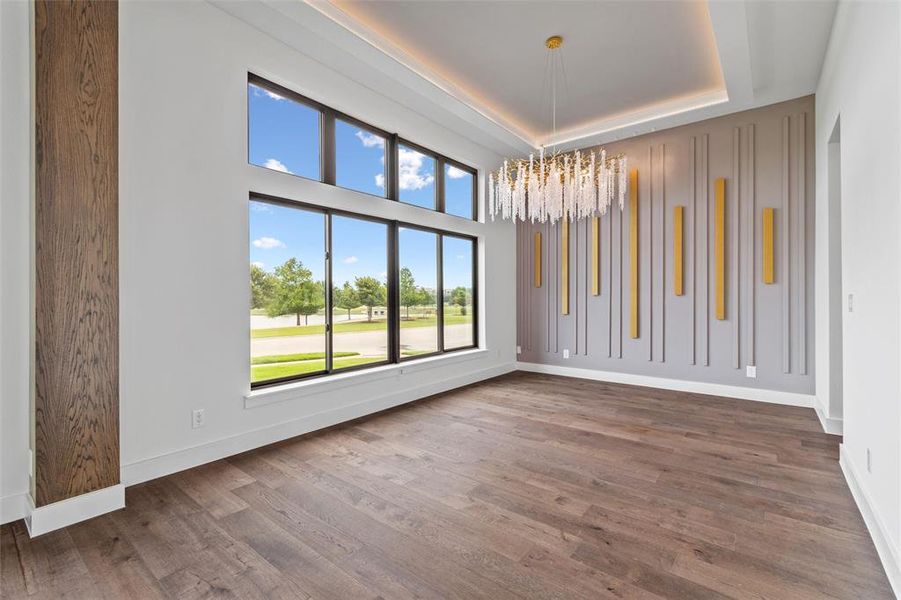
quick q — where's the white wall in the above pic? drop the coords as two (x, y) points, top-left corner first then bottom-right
(815, 1), (901, 591)
(0, 0), (33, 524)
(117, 1), (515, 485)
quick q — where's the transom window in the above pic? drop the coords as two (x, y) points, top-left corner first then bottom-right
(248, 74), (477, 220)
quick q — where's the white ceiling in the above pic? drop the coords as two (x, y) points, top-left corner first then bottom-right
(217, 0), (837, 156)
(332, 1), (725, 145)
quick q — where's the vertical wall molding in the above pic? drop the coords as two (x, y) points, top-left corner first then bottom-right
(782, 116), (791, 373)
(746, 124), (756, 367)
(583, 219), (589, 355)
(630, 169), (639, 339)
(617, 196), (623, 357)
(591, 218), (600, 295)
(657, 144), (666, 362)
(545, 222), (551, 352)
(647, 149), (653, 358)
(607, 210), (613, 357)
(689, 137), (697, 364)
(34, 0), (120, 507)
(534, 232), (542, 288)
(731, 128), (740, 369)
(798, 112), (807, 374)
(700, 134), (710, 365)
(561, 219), (570, 316)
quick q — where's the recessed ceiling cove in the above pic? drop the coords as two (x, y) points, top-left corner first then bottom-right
(328, 0), (725, 147)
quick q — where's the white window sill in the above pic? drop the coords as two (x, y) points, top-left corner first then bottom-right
(244, 348), (489, 410)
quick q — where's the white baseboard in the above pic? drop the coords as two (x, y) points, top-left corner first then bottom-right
(840, 445), (900, 597)
(515, 361), (816, 409)
(123, 362), (515, 487)
(24, 484), (124, 537)
(814, 401), (844, 436)
(0, 492), (30, 525)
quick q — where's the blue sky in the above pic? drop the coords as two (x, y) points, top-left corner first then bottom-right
(248, 82), (473, 292)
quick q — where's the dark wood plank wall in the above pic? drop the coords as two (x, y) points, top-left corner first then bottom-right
(34, 0), (119, 507)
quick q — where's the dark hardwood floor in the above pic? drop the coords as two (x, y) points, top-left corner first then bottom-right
(1, 372), (892, 599)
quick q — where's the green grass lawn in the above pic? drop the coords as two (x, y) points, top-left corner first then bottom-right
(251, 356), (384, 382)
(251, 351), (357, 365)
(251, 313), (473, 339)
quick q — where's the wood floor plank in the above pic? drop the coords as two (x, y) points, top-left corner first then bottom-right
(1, 372), (893, 599)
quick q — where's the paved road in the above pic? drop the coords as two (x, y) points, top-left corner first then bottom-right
(251, 324), (473, 357)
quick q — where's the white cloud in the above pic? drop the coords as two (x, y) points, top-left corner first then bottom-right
(250, 83), (285, 101)
(446, 165), (468, 179)
(374, 173), (385, 189)
(355, 130), (385, 149)
(342, 256), (359, 264)
(398, 148), (435, 191)
(264, 158), (292, 174)
(252, 236), (285, 249)
(251, 261), (265, 269)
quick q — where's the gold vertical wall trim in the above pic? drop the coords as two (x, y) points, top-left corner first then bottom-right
(534, 231), (542, 288)
(763, 208), (775, 283)
(674, 206), (684, 295)
(630, 169), (639, 338)
(561, 219), (569, 315)
(591, 217), (600, 295)
(715, 178), (726, 320)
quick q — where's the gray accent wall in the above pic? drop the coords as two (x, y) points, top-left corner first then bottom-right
(517, 96), (815, 395)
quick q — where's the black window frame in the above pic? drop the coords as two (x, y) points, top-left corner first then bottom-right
(250, 192), (478, 390)
(248, 73), (478, 221)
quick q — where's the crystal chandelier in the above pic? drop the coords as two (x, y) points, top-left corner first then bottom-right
(489, 36), (628, 223)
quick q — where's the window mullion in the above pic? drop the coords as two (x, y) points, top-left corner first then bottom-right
(325, 213), (334, 372)
(322, 110), (336, 186)
(388, 134), (399, 201)
(388, 223), (400, 363)
(437, 234), (445, 352)
(437, 157), (446, 214)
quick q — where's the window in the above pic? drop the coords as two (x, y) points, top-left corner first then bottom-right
(399, 227), (438, 357)
(249, 200), (327, 385)
(335, 119), (386, 197)
(247, 74), (479, 387)
(248, 74), (477, 220)
(443, 235), (475, 350)
(249, 196), (478, 387)
(397, 143), (436, 209)
(444, 163), (475, 219)
(331, 215), (390, 369)
(248, 81), (321, 181)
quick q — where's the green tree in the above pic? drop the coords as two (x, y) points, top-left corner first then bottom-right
(334, 281), (361, 320)
(450, 286), (471, 316)
(267, 258), (324, 325)
(355, 276), (387, 322)
(250, 263), (276, 309)
(399, 267), (419, 319)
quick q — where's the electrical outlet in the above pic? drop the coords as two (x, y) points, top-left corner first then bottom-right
(192, 409), (205, 429)
(848, 293), (854, 313)
(516, 345), (522, 355)
(746, 365), (757, 378)
(866, 448), (872, 473)
(563, 349), (570, 359)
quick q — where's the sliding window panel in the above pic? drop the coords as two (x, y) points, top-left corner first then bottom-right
(399, 228), (439, 357)
(248, 82), (321, 181)
(444, 163), (474, 219)
(398, 144), (436, 209)
(249, 200), (326, 385)
(443, 235), (475, 350)
(336, 119), (387, 197)
(331, 215), (390, 369)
